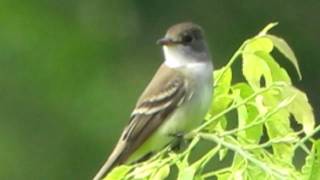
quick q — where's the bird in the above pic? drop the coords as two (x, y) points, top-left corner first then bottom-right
(93, 22), (213, 180)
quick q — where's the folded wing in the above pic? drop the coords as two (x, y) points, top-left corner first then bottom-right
(94, 65), (189, 180)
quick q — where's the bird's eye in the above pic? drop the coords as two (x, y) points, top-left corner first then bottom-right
(181, 34), (193, 43)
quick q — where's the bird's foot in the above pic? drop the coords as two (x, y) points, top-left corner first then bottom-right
(169, 132), (189, 152)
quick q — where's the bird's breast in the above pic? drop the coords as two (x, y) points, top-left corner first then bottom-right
(159, 62), (213, 135)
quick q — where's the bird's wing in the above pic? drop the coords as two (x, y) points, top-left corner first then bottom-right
(94, 65), (190, 180)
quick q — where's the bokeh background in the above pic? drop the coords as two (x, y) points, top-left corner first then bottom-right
(0, 0), (319, 179)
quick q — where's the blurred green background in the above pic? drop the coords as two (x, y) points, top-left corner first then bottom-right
(0, 0), (319, 179)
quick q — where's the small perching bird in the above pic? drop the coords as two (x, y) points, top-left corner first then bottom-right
(94, 22), (213, 180)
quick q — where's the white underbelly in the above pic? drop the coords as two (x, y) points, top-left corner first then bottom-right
(158, 84), (212, 135)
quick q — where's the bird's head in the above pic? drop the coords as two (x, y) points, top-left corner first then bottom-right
(157, 22), (210, 67)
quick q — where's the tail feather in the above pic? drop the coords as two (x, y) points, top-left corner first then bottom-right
(93, 140), (127, 180)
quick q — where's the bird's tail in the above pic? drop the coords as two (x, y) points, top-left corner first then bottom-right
(93, 158), (115, 180)
(93, 140), (128, 180)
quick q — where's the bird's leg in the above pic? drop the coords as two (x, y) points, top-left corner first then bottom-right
(169, 132), (189, 152)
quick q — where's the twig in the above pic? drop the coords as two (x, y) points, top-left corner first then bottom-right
(202, 167), (232, 179)
(190, 84), (280, 135)
(199, 133), (287, 179)
(293, 124), (320, 150)
(214, 41), (248, 87)
(244, 136), (298, 150)
(191, 144), (221, 170)
(221, 95), (297, 137)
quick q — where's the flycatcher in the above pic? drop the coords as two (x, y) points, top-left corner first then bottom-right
(94, 22), (213, 180)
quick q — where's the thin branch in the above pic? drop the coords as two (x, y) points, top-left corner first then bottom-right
(221, 95), (297, 137)
(244, 136), (298, 150)
(294, 124), (320, 150)
(202, 167), (232, 179)
(190, 83), (280, 135)
(199, 133), (287, 179)
(191, 144), (221, 170)
(214, 40), (249, 87)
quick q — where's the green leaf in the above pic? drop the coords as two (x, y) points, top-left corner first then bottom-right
(255, 51), (291, 84)
(236, 94), (248, 136)
(151, 164), (170, 180)
(235, 93), (262, 144)
(178, 166), (196, 180)
(242, 53), (273, 89)
(232, 83), (263, 143)
(245, 105), (262, 143)
(284, 86), (315, 135)
(210, 67), (233, 114)
(232, 83), (254, 98)
(209, 95), (232, 118)
(263, 91), (295, 162)
(130, 160), (161, 179)
(104, 165), (132, 180)
(207, 67), (233, 131)
(258, 22), (279, 36)
(244, 37), (274, 53)
(266, 34), (302, 79)
(217, 172), (232, 180)
(247, 164), (269, 180)
(208, 115), (227, 133)
(302, 140), (320, 180)
(219, 147), (228, 161)
(213, 66), (232, 93)
(255, 95), (268, 115)
(229, 154), (248, 179)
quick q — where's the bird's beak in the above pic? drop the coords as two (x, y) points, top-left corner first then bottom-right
(156, 37), (176, 46)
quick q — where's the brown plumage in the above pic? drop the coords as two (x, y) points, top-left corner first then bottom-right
(93, 65), (188, 180)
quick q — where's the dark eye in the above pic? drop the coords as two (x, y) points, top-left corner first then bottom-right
(181, 34), (193, 43)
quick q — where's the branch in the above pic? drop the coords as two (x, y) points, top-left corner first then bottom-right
(294, 124), (320, 151)
(199, 133), (287, 179)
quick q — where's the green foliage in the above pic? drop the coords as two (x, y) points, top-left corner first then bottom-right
(301, 140), (320, 180)
(103, 23), (319, 180)
(105, 166), (132, 180)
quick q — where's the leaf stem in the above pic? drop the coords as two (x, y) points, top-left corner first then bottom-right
(214, 41), (248, 87)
